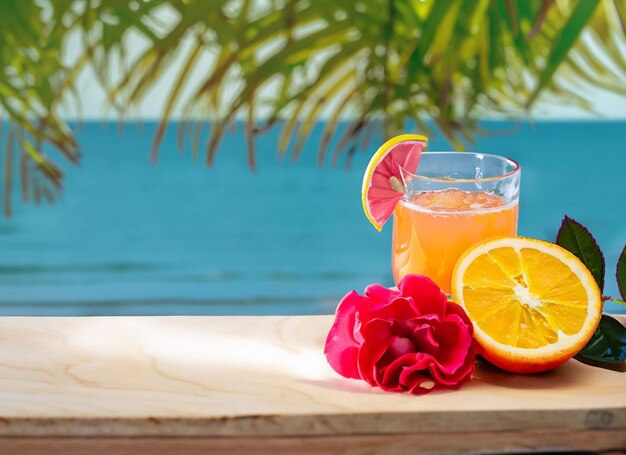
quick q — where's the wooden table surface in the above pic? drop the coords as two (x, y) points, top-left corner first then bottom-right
(0, 315), (624, 454)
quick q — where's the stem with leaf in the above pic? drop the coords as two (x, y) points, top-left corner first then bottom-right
(556, 216), (626, 372)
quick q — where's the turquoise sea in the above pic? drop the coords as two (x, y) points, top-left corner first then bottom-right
(0, 120), (625, 315)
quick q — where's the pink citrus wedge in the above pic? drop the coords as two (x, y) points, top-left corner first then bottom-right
(361, 134), (428, 230)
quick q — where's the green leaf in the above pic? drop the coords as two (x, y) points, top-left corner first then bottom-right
(527, 0), (601, 107)
(575, 315), (626, 372)
(556, 215), (605, 291)
(617, 245), (626, 301)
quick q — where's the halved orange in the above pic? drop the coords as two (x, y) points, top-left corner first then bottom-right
(361, 134), (428, 231)
(451, 237), (602, 374)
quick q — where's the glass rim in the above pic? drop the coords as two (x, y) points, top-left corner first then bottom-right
(403, 151), (521, 184)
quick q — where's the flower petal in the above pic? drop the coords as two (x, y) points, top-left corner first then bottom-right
(444, 300), (474, 334)
(378, 353), (421, 391)
(397, 275), (447, 317)
(434, 314), (474, 374)
(358, 319), (392, 385)
(388, 336), (417, 357)
(364, 297), (418, 324)
(429, 355), (475, 387)
(365, 283), (400, 302)
(398, 356), (439, 394)
(411, 323), (440, 354)
(324, 291), (366, 379)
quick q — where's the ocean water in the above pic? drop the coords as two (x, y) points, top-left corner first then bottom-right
(0, 120), (625, 315)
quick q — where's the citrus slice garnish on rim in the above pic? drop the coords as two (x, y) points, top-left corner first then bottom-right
(361, 134), (428, 231)
(451, 236), (603, 374)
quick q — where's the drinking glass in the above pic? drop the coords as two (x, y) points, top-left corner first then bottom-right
(391, 152), (521, 294)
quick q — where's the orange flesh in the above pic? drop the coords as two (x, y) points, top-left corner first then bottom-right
(461, 246), (588, 348)
(392, 189), (518, 294)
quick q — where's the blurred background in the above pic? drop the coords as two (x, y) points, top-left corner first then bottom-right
(0, 0), (625, 315)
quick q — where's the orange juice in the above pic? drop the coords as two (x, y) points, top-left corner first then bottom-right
(392, 188), (518, 294)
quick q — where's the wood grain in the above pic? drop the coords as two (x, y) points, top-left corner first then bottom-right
(1, 431), (625, 455)
(0, 315), (624, 453)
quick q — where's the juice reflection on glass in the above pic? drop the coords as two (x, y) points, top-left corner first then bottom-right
(391, 152), (521, 294)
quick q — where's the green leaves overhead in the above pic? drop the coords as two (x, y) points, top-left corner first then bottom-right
(1, 0), (626, 214)
(556, 215), (605, 291)
(527, 0), (601, 107)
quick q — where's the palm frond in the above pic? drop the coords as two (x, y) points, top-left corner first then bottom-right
(1, 0), (625, 215)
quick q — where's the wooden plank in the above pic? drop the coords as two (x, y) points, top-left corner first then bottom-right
(1, 430), (625, 455)
(0, 315), (624, 445)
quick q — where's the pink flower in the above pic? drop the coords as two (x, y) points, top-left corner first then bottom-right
(324, 274), (477, 394)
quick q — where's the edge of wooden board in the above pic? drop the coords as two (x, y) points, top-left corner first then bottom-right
(0, 407), (624, 438)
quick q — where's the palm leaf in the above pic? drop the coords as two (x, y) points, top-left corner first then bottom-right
(527, 0), (602, 107)
(1, 0), (625, 215)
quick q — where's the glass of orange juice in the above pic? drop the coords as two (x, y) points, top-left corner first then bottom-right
(392, 152), (521, 294)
